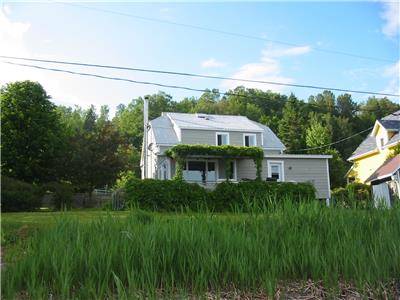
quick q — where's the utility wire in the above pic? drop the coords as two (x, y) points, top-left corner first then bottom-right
(3, 60), (398, 152)
(57, 1), (396, 64)
(2, 56), (399, 97)
(296, 126), (374, 152)
(2, 59), (399, 117)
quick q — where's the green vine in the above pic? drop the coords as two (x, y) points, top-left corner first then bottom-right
(225, 158), (233, 182)
(166, 144), (263, 181)
(173, 158), (185, 181)
(254, 158), (262, 181)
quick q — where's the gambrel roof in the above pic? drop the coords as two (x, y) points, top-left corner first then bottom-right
(149, 112), (286, 150)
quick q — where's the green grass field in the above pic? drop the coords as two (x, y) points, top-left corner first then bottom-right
(2, 203), (400, 299)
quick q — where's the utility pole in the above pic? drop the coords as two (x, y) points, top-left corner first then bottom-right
(143, 96), (149, 179)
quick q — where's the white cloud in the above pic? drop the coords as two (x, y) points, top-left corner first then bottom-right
(380, 1), (400, 38)
(221, 45), (311, 92)
(3, 5), (11, 16)
(0, 9), (30, 56)
(262, 45), (311, 58)
(0, 10), (91, 109)
(381, 60), (400, 96)
(201, 58), (226, 68)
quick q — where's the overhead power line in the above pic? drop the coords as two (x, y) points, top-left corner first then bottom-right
(56, 1), (396, 64)
(296, 126), (374, 152)
(2, 56), (399, 97)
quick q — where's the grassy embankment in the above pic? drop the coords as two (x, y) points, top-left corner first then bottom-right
(2, 202), (400, 299)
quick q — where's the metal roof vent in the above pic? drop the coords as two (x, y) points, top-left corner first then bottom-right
(196, 113), (209, 120)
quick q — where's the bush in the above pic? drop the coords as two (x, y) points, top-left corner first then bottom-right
(42, 182), (74, 210)
(332, 183), (372, 208)
(125, 179), (315, 212)
(212, 181), (315, 211)
(125, 179), (210, 211)
(1, 176), (43, 212)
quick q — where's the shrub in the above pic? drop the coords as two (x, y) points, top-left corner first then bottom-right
(1, 176), (42, 212)
(125, 179), (315, 212)
(42, 182), (74, 210)
(125, 179), (210, 211)
(332, 183), (372, 208)
(212, 181), (315, 211)
(113, 170), (136, 190)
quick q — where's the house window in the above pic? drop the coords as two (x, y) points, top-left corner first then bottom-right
(216, 132), (229, 145)
(380, 138), (384, 149)
(158, 160), (170, 180)
(244, 134), (257, 147)
(267, 161), (284, 182)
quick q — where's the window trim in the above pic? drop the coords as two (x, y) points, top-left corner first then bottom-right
(243, 133), (257, 147)
(216, 132), (230, 146)
(267, 160), (285, 182)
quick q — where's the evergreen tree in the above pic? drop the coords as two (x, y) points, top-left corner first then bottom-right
(278, 94), (307, 152)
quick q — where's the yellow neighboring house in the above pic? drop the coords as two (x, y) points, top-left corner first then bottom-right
(347, 110), (400, 184)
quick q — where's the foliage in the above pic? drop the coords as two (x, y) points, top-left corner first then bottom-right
(3, 204), (400, 299)
(0, 81), (64, 183)
(112, 92), (175, 149)
(306, 116), (331, 150)
(166, 144), (264, 181)
(166, 144), (264, 160)
(278, 94), (307, 152)
(125, 179), (209, 211)
(387, 143), (400, 159)
(212, 181), (315, 211)
(124, 179), (315, 212)
(324, 148), (347, 188)
(1, 176), (43, 212)
(332, 183), (372, 208)
(113, 170), (137, 190)
(65, 118), (127, 194)
(42, 182), (74, 210)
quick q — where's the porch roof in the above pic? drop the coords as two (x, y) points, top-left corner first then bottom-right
(365, 155), (400, 183)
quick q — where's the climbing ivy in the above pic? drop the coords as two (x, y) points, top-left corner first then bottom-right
(166, 144), (264, 181)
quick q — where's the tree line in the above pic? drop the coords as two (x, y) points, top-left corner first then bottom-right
(1, 80), (399, 193)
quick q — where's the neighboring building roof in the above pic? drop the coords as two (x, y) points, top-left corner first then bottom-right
(149, 115), (179, 145)
(348, 110), (400, 161)
(387, 132), (400, 146)
(150, 112), (285, 150)
(164, 112), (264, 132)
(348, 135), (378, 160)
(365, 155), (400, 183)
(380, 119), (400, 131)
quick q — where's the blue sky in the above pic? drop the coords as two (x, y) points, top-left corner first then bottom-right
(0, 1), (399, 115)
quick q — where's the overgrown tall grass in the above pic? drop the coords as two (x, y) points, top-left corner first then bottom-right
(2, 200), (400, 299)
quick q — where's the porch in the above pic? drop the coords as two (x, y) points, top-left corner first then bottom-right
(181, 158), (237, 188)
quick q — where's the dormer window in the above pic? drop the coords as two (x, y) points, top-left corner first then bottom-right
(243, 134), (257, 147)
(216, 132), (229, 145)
(380, 138), (385, 149)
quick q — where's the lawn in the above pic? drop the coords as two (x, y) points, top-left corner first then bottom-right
(2, 203), (400, 299)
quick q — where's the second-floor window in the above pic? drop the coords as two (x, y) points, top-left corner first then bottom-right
(216, 132), (229, 145)
(244, 134), (257, 147)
